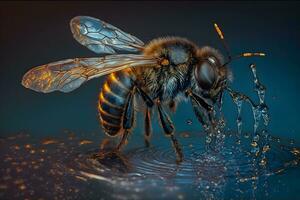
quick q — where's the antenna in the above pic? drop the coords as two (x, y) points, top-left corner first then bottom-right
(222, 52), (266, 67)
(239, 52), (266, 57)
(214, 23), (232, 61)
(213, 23), (266, 66)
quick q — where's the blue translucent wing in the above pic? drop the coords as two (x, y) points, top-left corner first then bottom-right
(70, 16), (144, 54)
(22, 55), (157, 93)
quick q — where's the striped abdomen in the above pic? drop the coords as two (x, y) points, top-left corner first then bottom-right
(98, 69), (135, 136)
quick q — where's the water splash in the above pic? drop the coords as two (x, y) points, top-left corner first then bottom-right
(250, 64), (270, 130)
(225, 64), (269, 136)
(231, 92), (244, 135)
(201, 63), (271, 151)
(205, 108), (226, 152)
(250, 64), (265, 104)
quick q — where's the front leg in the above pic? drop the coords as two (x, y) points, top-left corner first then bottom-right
(190, 97), (209, 130)
(168, 100), (177, 112)
(187, 89), (223, 151)
(186, 89), (214, 129)
(157, 100), (183, 163)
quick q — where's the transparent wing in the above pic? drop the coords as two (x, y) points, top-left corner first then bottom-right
(22, 54), (157, 93)
(70, 16), (144, 54)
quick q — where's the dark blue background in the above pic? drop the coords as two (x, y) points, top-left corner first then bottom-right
(1, 1), (299, 141)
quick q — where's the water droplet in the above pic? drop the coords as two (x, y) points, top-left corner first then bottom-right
(262, 145), (270, 153)
(291, 148), (300, 156)
(251, 141), (258, 147)
(206, 136), (212, 144)
(253, 135), (260, 142)
(186, 119), (193, 125)
(260, 158), (267, 166)
(244, 133), (250, 138)
(181, 132), (190, 138)
(251, 147), (260, 156)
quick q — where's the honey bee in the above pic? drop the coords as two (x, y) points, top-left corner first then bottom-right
(22, 16), (265, 162)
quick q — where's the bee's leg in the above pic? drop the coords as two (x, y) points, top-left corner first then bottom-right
(144, 106), (152, 147)
(190, 98), (209, 129)
(116, 90), (135, 151)
(136, 87), (154, 107)
(136, 87), (154, 147)
(116, 130), (130, 151)
(186, 90), (213, 112)
(157, 101), (183, 163)
(186, 90), (214, 128)
(169, 100), (177, 112)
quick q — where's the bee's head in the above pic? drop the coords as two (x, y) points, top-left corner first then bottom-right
(194, 46), (231, 99)
(193, 23), (265, 100)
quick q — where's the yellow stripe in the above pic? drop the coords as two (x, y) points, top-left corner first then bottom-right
(99, 92), (123, 110)
(103, 82), (127, 101)
(109, 73), (130, 92)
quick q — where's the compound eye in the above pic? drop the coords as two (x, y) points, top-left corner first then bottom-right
(195, 61), (217, 90)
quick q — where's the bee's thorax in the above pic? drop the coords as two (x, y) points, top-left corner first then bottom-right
(134, 37), (198, 102)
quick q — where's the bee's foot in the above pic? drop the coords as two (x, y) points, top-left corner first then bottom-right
(176, 157), (183, 165)
(144, 140), (151, 148)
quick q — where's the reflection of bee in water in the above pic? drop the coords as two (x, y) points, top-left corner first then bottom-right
(22, 16), (265, 162)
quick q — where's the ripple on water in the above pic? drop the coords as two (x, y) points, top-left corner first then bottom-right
(0, 131), (299, 199)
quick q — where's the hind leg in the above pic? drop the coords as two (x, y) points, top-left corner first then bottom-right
(115, 89), (135, 151)
(136, 87), (154, 147)
(157, 100), (183, 163)
(135, 86), (183, 162)
(144, 107), (152, 147)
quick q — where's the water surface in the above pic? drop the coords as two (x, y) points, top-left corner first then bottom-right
(1, 130), (299, 200)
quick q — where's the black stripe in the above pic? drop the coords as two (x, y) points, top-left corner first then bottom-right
(98, 104), (120, 119)
(103, 90), (126, 107)
(100, 112), (121, 126)
(100, 100), (123, 116)
(102, 123), (120, 133)
(105, 129), (119, 136)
